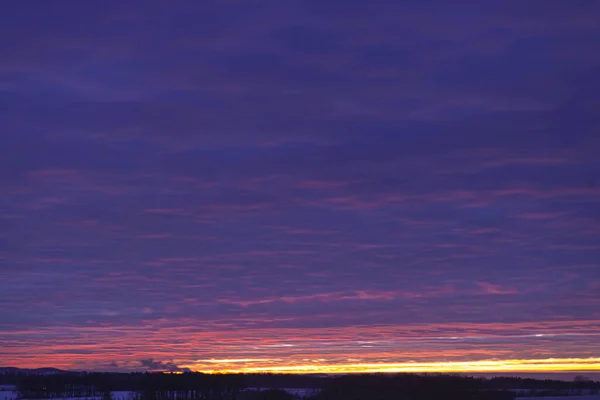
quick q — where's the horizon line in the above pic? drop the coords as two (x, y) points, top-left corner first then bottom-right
(5, 357), (600, 376)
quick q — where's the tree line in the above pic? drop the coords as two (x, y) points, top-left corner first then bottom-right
(1, 371), (599, 400)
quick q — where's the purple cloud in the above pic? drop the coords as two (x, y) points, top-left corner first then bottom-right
(1, 0), (599, 372)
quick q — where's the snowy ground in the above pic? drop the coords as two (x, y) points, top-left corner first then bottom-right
(511, 389), (599, 395)
(2, 387), (599, 400)
(0, 388), (16, 400)
(0, 389), (320, 400)
(516, 397), (600, 400)
(245, 387), (320, 397)
(0, 390), (134, 400)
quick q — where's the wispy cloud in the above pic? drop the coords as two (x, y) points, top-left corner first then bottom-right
(1, 0), (599, 373)
(139, 359), (190, 373)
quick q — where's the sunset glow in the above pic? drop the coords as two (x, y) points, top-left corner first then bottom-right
(3, 320), (600, 372)
(184, 358), (600, 374)
(2, 0), (599, 375)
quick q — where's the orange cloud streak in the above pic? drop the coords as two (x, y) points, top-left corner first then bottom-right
(2, 320), (599, 372)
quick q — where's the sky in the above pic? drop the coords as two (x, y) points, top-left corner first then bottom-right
(1, 0), (600, 375)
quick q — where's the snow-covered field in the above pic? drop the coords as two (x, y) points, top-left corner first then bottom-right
(0, 389), (319, 400)
(2, 387), (599, 400)
(516, 397), (600, 400)
(245, 387), (320, 397)
(0, 387), (16, 400)
(0, 390), (135, 400)
(512, 389), (599, 395)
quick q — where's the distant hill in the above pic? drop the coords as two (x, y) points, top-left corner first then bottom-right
(0, 367), (72, 375)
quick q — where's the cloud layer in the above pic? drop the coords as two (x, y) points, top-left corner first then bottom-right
(1, 0), (599, 372)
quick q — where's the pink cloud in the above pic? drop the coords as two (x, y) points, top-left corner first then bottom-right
(519, 212), (570, 220)
(136, 233), (174, 239)
(475, 282), (519, 295)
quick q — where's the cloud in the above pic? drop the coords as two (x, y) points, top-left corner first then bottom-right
(139, 359), (190, 373)
(1, 0), (599, 373)
(475, 282), (519, 295)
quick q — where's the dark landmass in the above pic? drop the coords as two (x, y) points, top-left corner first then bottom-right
(1, 367), (600, 400)
(0, 369), (70, 376)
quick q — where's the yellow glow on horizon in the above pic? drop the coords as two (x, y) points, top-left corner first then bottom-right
(180, 357), (600, 374)
(198, 359), (278, 363)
